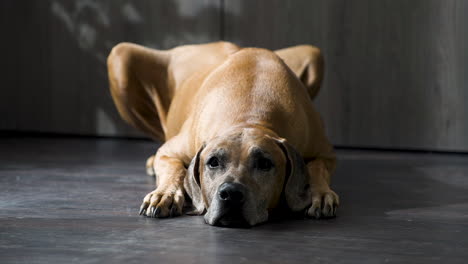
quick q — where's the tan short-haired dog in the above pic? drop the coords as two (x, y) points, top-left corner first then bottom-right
(107, 41), (339, 226)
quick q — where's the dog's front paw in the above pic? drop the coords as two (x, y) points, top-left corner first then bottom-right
(139, 185), (185, 218)
(306, 189), (339, 219)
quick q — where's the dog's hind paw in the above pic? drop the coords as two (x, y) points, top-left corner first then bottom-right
(306, 189), (339, 219)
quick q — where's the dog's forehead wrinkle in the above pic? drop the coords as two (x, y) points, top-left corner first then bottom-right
(208, 148), (228, 157)
(209, 133), (243, 149)
(249, 146), (269, 157)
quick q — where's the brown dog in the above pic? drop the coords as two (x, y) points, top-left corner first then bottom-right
(107, 41), (338, 226)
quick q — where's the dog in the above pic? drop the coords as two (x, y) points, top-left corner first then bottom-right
(107, 41), (339, 226)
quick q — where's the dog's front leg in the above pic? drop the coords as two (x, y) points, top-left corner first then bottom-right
(306, 158), (340, 219)
(139, 138), (189, 218)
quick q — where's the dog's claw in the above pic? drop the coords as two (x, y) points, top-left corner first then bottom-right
(152, 207), (158, 218)
(314, 207), (321, 219)
(307, 189), (339, 219)
(147, 206), (154, 217)
(170, 205), (178, 217)
(139, 204), (147, 215)
(323, 204), (331, 216)
(141, 187), (185, 219)
(153, 207), (161, 217)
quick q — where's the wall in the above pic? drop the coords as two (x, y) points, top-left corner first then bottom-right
(1, 0), (467, 151)
(224, 0), (468, 151)
(1, 0), (221, 137)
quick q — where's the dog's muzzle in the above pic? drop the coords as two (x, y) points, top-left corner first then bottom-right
(212, 182), (249, 227)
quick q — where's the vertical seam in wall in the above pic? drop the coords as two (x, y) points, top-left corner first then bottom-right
(219, 0), (225, 40)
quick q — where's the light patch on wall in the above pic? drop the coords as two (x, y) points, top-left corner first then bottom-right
(161, 33), (213, 49)
(174, 0), (220, 17)
(75, 0), (110, 26)
(96, 108), (117, 135)
(77, 23), (97, 50)
(223, 0), (242, 16)
(51, 2), (74, 32)
(50, 0), (110, 63)
(121, 3), (143, 24)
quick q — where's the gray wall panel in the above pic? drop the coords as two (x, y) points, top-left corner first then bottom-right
(1, 0), (221, 137)
(1, 0), (467, 151)
(224, 0), (468, 151)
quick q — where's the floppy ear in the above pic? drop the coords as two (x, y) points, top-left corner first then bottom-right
(274, 138), (311, 212)
(184, 146), (206, 215)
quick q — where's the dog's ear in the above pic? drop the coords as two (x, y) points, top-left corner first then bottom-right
(273, 138), (311, 212)
(184, 145), (206, 215)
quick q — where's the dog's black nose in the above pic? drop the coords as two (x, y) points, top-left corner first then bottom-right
(218, 182), (245, 206)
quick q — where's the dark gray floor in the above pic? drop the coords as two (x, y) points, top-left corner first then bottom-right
(1, 136), (468, 264)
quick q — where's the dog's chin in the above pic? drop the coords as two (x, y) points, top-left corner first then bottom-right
(211, 209), (250, 227)
(204, 206), (269, 227)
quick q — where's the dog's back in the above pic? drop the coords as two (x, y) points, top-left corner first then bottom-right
(167, 47), (327, 157)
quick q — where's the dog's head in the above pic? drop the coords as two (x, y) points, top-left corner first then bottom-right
(184, 127), (311, 227)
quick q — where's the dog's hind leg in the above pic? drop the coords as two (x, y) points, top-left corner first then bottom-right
(275, 45), (324, 100)
(107, 43), (173, 141)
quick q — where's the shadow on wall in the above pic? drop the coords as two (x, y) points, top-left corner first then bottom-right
(50, 0), (223, 63)
(45, 0), (224, 137)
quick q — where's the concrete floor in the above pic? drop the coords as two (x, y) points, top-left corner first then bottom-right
(1, 136), (468, 264)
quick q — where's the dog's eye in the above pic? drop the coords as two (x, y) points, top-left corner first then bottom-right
(255, 157), (273, 171)
(207, 157), (220, 169)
